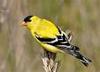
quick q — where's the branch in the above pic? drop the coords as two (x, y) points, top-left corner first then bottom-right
(41, 50), (59, 72)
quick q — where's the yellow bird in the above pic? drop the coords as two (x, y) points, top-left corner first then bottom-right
(22, 16), (91, 66)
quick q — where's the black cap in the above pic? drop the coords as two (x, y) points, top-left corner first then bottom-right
(24, 15), (32, 23)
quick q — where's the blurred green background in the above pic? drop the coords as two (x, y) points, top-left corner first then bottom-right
(0, 0), (100, 72)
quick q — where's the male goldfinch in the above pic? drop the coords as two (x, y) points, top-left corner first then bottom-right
(22, 16), (91, 66)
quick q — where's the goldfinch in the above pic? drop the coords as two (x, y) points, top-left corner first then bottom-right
(22, 16), (91, 66)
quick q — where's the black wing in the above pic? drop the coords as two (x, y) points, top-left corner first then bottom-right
(34, 26), (73, 49)
(35, 32), (71, 49)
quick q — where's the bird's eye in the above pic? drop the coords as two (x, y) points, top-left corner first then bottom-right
(24, 15), (32, 23)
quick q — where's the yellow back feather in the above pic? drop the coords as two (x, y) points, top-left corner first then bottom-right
(27, 16), (60, 38)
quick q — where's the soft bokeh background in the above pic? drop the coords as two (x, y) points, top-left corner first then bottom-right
(0, 0), (100, 72)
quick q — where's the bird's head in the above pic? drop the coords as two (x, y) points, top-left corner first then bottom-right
(22, 15), (41, 30)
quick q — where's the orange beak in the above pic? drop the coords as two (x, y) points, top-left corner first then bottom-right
(21, 21), (27, 26)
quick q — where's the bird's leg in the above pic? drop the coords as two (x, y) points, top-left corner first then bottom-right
(44, 50), (56, 60)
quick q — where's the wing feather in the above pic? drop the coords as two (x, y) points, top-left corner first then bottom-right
(35, 30), (71, 49)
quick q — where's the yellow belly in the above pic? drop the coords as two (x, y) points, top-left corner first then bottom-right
(33, 34), (64, 53)
(41, 43), (64, 53)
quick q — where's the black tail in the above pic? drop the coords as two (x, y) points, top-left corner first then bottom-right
(79, 55), (92, 66)
(74, 50), (92, 66)
(63, 45), (92, 66)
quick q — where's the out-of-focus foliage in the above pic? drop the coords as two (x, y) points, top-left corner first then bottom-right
(0, 0), (100, 72)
